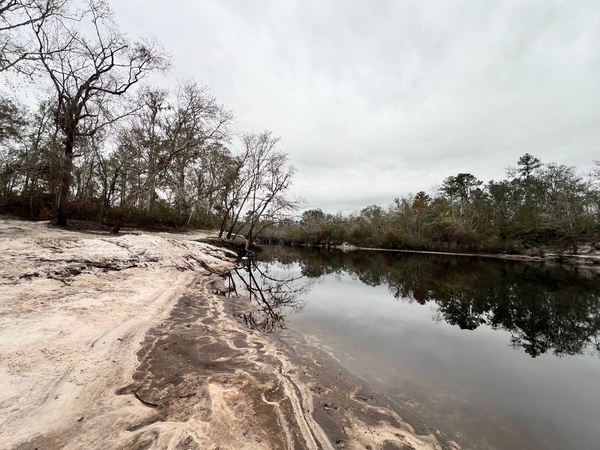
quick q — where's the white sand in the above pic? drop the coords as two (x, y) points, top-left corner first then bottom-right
(0, 218), (236, 448)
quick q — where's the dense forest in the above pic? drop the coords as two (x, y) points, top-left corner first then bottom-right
(0, 0), (298, 239)
(262, 154), (600, 255)
(1, 1), (599, 255)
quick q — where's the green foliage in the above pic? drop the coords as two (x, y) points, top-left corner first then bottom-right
(260, 154), (600, 255)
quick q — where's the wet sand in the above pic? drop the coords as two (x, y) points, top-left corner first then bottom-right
(0, 218), (453, 450)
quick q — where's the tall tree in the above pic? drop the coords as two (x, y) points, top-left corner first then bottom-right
(0, 96), (28, 199)
(587, 161), (600, 221)
(110, 82), (232, 232)
(410, 191), (431, 238)
(223, 131), (297, 247)
(31, 0), (169, 226)
(440, 173), (482, 215)
(486, 179), (519, 236)
(163, 81), (233, 223)
(511, 153), (545, 230)
(439, 173), (484, 241)
(538, 163), (589, 253)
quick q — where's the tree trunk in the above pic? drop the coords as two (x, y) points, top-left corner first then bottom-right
(111, 215), (124, 234)
(219, 203), (235, 238)
(245, 226), (254, 251)
(56, 136), (74, 227)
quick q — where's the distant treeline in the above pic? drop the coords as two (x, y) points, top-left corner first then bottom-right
(261, 154), (600, 255)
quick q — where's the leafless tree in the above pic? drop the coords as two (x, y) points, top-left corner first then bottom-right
(222, 131), (298, 248)
(162, 81), (233, 222)
(0, 0), (69, 74)
(227, 258), (309, 332)
(30, 0), (169, 226)
(109, 81), (233, 233)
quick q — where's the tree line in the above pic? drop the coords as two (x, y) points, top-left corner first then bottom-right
(263, 154), (600, 255)
(0, 0), (297, 239)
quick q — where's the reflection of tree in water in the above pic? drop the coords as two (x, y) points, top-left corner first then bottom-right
(403, 261), (600, 358)
(261, 246), (600, 358)
(227, 258), (312, 332)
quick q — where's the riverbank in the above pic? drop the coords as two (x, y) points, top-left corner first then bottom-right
(283, 241), (600, 268)
(0, 218), (453, 450)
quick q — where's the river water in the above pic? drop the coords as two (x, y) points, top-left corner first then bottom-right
(229, 246), (600, 450)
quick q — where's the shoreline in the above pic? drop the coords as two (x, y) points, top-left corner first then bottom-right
(280, 241), (600, 268)
(0, 218), (452, 449)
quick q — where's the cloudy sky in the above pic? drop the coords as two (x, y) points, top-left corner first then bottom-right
(110, 0), (600, 213)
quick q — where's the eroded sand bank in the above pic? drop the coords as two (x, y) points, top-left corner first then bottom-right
(0, 218), (454, 450)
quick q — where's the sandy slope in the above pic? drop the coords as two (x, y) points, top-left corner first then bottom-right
(0, 219), (234, 448)
(0, 218), (451, 450)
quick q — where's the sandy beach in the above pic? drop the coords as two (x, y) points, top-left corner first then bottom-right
(0, 217), (453, 450)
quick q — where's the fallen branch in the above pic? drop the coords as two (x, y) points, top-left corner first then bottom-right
(132, 389), (159, 408)
(187, 255), (226, 276)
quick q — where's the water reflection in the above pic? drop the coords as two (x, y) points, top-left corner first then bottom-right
(227, 258), (312, 332)
(258, 246), (600, 358)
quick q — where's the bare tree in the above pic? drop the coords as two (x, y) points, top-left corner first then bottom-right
(30, 0), (169, 226)
(162, 81), (233, 222)
(538, 163), (589, 253)
(587, 161), (600, 221)
(227, 258), (309, 332)
(0, 0), (68, 74)
(223, 131), (298, 248)
(217, 147), (252, 238)
(109, 81), (233, 233)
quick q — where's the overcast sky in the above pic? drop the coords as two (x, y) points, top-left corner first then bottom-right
(110, 0), (600, 213)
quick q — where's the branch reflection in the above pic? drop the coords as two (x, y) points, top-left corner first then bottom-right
(227, 258), (313, 332)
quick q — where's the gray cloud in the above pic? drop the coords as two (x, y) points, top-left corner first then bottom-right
(112, 0), (600, 212)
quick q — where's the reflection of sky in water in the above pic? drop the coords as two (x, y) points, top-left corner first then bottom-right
(285, 269), (600, 450)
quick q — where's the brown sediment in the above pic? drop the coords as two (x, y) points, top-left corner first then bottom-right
(134, 277), (457, 449)
(104, 274), (452, 449)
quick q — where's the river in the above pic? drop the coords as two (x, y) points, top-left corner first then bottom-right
(229, 246), (600, 450)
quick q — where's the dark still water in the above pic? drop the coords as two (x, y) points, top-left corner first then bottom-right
(229, 247), (600, 450)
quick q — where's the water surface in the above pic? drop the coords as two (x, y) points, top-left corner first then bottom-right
(230, 247), (600, 450)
